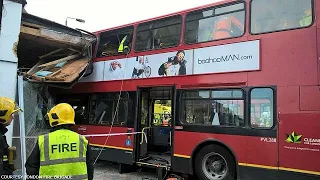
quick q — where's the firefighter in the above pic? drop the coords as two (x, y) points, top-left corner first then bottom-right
(0, 97), (21, 176)
(212, 14), (244, 40)
(25, 103), (94, 180)
(118, 34), (132, 53)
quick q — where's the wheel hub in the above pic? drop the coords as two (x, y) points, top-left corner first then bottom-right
(212, 161), (222, 171)
(201, 152), (228, 180)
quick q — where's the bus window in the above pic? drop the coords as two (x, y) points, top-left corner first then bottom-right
(183, 99), (211, 125)
(181, 89), (244, 127)
(135, 15), (182, 52)
(185, 2), (245, 44)
(55, 94), (90, 125)
(89, 92), (129, 126)
(211, 100), (244, 127)
(97, 26), (134, 57)
(250, 88), (274, 128)
(251, 0), (313, 34)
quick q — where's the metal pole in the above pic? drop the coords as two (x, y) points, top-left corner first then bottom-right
(18, 76), (26, 180)
(65, 18), (68, 26)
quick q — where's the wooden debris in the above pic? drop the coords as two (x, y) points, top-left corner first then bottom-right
(39, 48), (63, 59)
(45, 76), (65, 81)
(38, 54), (80, 68)
(47, 69), (62, 77)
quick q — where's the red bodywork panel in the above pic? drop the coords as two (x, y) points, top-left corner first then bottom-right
(279, 113), (320, 173)
(174, 131), (277, 167)
(300, 86), (320, 111)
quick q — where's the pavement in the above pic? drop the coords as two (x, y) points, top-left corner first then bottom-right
(94, 161), (158, 180)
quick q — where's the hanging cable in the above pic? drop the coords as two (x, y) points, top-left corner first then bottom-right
(93, 52), (130, 165)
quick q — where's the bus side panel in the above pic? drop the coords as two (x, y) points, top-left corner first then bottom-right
(317, 22), (320, 85)
(247, 27), (318, 87)
(74, 125), (135, 165)
(278, 113), (320, 179)
(318, 28), (320, 85)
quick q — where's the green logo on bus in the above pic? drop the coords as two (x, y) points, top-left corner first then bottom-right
(286, 132), (302, 144)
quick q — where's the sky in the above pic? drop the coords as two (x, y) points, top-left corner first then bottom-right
(24, 0), (221, 32)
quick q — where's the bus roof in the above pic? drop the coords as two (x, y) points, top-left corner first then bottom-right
(94, 0), (236, 34)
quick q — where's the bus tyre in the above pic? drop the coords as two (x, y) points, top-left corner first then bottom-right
(195, 145), (235, 180)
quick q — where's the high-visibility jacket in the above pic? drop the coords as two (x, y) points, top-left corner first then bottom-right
(38, 129), (88, 180)
(299, 14), (312, 27)
(118, 35), (128, 53)
(213, 16), (243, 40)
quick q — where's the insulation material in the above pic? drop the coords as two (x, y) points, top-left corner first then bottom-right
(23, 81), (53, 158)
(40, 28), (83, 46)
(25, 56), (90, 83)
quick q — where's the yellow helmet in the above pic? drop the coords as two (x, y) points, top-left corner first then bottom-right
(0, 97), (21, 124)
(47, 103), (75, 127)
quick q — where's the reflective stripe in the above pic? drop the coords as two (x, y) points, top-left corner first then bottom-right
(40, 157), (86, 166)
(44, 134), (49, 161)
(41, 133), (85, 166)
(3, 155), (8, 161)
(79, 135), (84, 158)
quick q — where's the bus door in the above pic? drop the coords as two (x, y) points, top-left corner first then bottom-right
(135, 86), (176, 170)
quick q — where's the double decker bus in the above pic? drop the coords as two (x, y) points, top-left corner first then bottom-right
(53, 0), (320, 179)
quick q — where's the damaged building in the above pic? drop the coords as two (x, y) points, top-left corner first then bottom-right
(6, 9), (97, 172)
(18, 12), (96, 88)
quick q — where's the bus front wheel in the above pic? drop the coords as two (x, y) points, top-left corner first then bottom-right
(195, 145), (236, 180)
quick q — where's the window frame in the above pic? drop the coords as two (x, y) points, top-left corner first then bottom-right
(184, 1), (247, 45)
(249, 0), (315, 35)
(97, 25), (134, 58)
(134, 15), (183, 53)
(178, 87), (277, 130)
(248, 87), (276, 130)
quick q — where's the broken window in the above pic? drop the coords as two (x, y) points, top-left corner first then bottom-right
(55, 94), (90, 125)
(89, 92), (132, 126)
(135, 15), (182, 52)
(97, 26), (134, 57)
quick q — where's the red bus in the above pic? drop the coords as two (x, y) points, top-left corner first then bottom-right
(53, 0), (320, 179)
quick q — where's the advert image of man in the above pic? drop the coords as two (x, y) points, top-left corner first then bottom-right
(132, 56), (145, 78)
(107, 61), (124, 80)
(158, 50), (187, 76)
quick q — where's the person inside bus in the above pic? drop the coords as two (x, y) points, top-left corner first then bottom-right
(299, 8), (312, 27)
(118, 34), (132, 54)
(132, 56), (145, 78)
(158, 50), (187, 76)
(162, 111), (171, 126)
(146, 30), (162, 50)
(212, 14), (244, 40)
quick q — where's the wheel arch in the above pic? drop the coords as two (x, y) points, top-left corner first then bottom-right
(191, 139), (239, 179)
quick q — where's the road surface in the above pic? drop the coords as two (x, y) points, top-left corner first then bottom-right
(94, 161), (158, 180)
